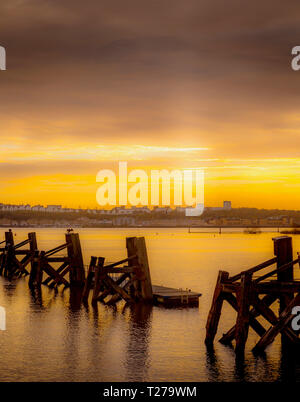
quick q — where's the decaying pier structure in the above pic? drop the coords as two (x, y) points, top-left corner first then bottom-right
(0, 230), (201, 307)
(0, 230), (38, 280)
(82, 237), (153, 305)
(205, 236), (300, 355)
(28, 232), (85, 290)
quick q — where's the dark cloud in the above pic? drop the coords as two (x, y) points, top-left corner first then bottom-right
(0, 0), (300, 157)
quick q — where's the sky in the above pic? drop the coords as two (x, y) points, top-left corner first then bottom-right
(0, 0), (300, 209)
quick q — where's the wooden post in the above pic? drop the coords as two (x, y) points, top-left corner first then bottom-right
(82, 256), (97, 303)
(36, 251), (44, 286)
(5, 230), (14, 246)
(273, 236), (294, 345)
(235, 272), (252, 356)
(92, 257), (105, 306)
(273, 236), (293, 311)
(28, 232), (38, 280)
(126, 237), (153, 302)
(28, 232), (37, 251)
(4, 230), (14, 278)
(274, 236), (294, 333)
(28, 232), (37, 254)
(205, 270), (229, 345)
(29, 250), (39, 288)
(66, 233), (85, 287)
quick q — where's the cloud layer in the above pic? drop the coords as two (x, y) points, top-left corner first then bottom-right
(0, 1), (300, 207)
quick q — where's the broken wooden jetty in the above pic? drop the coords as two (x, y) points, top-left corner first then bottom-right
(0, 229), (38, 280)
(28, 231), (85, 290)
(82, 236), (201, 307)
(205, 236), (300, 355)
(0, 230), (201, 307)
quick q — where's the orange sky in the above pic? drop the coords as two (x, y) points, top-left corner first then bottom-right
(0, 1), (300, 210)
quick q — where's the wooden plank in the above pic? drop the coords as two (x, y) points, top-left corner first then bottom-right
(82, 256), (97, 302)
(13, 239), (30, 249)
(42, 261), (69, 287)
(255, 281), (300, 293)
(13, 256), (29, 276)
(106, 279), (134, 305)
(44, 243), (69, 256)
(103, 255), (137, 270)
(251, 293), (298, 342)
(219, 293), (277, 345)
(223, 292), (266, 337)
(102, 274), (134, 303)
(42, 261), (68, 285)
(254, 259), (299, 284)
(29, 251), (40, 288)
(253, 292), (300, 353)
(229, 257), (277, 282)
(48, 266), (71, 288)
(235, 272), (252, 355)
(14, 250), (31, 255)
(205, 271), (229, 345)
(101, 266), (137, 274)
(92, 257), (105, 305)
(97, 272), (130, 302)
(46, 257), (70, 263)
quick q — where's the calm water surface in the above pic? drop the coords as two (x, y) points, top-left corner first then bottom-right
(1, 228), (300, 382)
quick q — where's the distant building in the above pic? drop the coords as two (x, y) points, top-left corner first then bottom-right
(31, 205), (45, 212)
(131, 206), (151, 214)
(46, 205), (62, 212)
(175, 207), (186, 214)
(110, 207), (128, 215)
(259, 216), (293, 226)
(113, 216), (136, 226)
(153, 207), (173, 214)
(205, 201), (232, 211)
(223, 201), (232, 210)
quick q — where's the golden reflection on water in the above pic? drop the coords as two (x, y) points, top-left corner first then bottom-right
(0, 228), (300, 381)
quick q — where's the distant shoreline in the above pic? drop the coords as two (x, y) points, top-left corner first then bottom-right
(0, 225), (296, 229)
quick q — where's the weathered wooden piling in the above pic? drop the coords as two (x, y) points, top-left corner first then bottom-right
(91, 257), (105, 305)
(82, 256), (97, 303)
(126, 236), (153, 302)
(235, 272), (252, 356)
(274, 236), (294, 346)
(274, 236), (294, 310)
(206, 236), (300, 356)
(28, 250), (40, 288)
(66, 233), (85, 287)
(205, 271), (229, 346)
